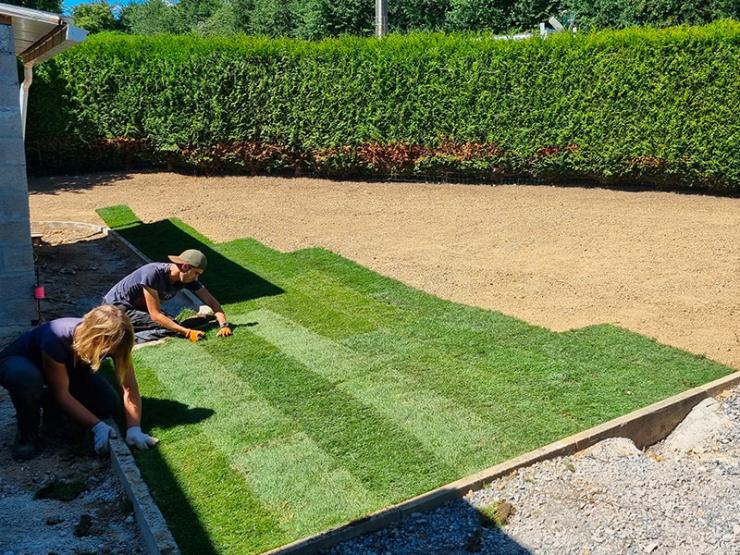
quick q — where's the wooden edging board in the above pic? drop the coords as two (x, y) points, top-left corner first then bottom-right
(102, 222), (740, 555)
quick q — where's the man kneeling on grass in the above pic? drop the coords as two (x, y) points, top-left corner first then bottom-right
(103, 249), (233, 344)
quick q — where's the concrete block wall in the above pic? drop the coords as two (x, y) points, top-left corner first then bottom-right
(0, 23), (36, 347)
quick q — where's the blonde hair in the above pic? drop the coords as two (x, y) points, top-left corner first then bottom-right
(73, 305), (134, 382)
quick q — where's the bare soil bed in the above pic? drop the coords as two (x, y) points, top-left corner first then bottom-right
(29, 172), (740, 369)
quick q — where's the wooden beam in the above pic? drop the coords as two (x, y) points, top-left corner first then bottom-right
(19, 23), (65, 65)
(0, 15), (12, 25)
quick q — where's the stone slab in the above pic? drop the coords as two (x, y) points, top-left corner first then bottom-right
(109, 423), (180, 555)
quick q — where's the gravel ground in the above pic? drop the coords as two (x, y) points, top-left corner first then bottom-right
(0, 386), (144, 555)
(326, 386), (740, 555)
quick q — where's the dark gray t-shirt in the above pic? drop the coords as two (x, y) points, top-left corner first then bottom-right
(103, 262), (203, 310)
(1, 317), (80, 371)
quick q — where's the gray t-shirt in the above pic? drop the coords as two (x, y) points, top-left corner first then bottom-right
(103, 262), (203, 311)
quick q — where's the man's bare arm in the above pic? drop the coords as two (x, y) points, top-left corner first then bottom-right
(195, 287), (228, 326)
(142, 286), (190, 336)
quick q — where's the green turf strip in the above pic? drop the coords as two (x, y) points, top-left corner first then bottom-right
(234, 309), (369, 383)
(235, 432), (377, 536)
(136, 340), (379, 538)
(132, 357), (289, 554)
(135, 339), (294, 449)
(100, 206), (735, 554)
(225, 352), (456, 499)
(232, 309), (498, 469)
(258, 288), (378, 339)
(95, 204), (141, 229)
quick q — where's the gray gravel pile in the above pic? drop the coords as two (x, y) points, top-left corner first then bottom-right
(327, 386), (740, 555)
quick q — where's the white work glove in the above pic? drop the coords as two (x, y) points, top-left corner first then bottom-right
(91, 421), (117, 455)
(126, 426), (159, 450)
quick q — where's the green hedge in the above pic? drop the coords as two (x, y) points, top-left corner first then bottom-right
(26, 21), (740, 191)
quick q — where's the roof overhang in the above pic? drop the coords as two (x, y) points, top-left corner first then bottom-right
(0, 2), (87, 66)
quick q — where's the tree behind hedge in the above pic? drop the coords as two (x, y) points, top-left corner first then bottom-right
(95, 0), (740, 38)
(445, 0), (511, 32)
(72, 1), (119, 34)
(565, 0), (740, 30)
(120, 0), (183, 35)
(248, 0), (304, 37)
(195, 1), (242, 36)
(507, 0), (565, 30)
(3, 0), (61, 12)
(297, 0), (374, 39)
(389, 0), (451, 33)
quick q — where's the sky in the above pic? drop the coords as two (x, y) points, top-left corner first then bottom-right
(61, 1), (138, 15)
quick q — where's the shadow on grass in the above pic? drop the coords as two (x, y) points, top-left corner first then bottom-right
(136, 441), (220, 555)
(115, 219), (283, 305)
(138, 397), (219, 554)
(142, 396), (214, 430)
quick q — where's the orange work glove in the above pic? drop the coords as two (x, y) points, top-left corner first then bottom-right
(217, 324), (233, 338)
(185, 329), (205, 342)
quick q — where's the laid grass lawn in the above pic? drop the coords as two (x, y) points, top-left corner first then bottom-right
(98, 204), (733, 554)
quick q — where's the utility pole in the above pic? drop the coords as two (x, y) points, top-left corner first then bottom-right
(375, 0), (387, 37)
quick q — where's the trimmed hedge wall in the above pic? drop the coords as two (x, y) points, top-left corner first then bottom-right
(27, 22), (740, 191)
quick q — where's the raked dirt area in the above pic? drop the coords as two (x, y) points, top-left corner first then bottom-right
(29, 172), (740, 370)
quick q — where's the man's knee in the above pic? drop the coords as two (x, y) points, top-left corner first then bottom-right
(125, 309), (157, 331)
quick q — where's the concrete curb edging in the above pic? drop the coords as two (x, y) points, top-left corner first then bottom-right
(31, 220), (106, 236)
(265, 370), (740, 554)
(109, 426), (180, 555)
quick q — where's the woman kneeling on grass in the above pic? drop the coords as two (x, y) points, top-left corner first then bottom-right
(0, 305), (158, 461)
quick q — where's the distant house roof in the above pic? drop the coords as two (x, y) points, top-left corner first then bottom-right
(0, 2), (87, 66)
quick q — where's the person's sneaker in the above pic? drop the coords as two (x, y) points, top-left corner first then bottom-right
(12, 431), (39, 461)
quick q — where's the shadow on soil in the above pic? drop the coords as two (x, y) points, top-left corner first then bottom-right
(115, 219), (283, 304)
(27, 168), (740, 199)
(27, 172), (136, 194)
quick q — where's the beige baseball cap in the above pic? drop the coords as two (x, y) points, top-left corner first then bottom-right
(168, 249), (207, 271)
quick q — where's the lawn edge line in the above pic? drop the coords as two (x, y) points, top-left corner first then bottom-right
(109, 421), (180, 555)
(264, 369), (740, 555)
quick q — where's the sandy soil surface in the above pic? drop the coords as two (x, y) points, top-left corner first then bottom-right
(29, 172), (740, 369)
(0, 225), (145, 554)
